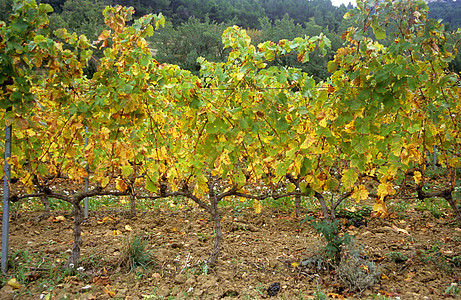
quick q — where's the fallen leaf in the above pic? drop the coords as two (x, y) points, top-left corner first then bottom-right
(7, 278), (22, 289)
(381, 273), (389, 280)
(105, 286), (116, 297)
(92, 276), (110, 286)
(56, 215), (66, 221)
(392, 224), (409, 235)
(360, 264), (369, 273)
(253, 200), (262, 214)
(125, 225), (132, 231)
(291, 262), (300, 268)
(112, 230), (122, 235)
(327, 293), (344, 299)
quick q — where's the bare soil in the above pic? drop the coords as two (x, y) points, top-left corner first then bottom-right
(0, 206), (460, 299)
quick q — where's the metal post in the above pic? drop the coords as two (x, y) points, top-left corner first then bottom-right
(84, 126), (89, 219)
(433, 145), (437, 171)
(2, 124), (12, 273)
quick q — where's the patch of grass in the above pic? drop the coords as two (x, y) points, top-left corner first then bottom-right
(0, 249), (86, 299)
(444, 283), (460, 296)
(418, 243), (454, 274)
(417, 197), (450, 218)
(388, 200), (412, 219)
(119, 233), (155, 272)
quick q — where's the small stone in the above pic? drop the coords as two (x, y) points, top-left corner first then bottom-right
(175, 274), (187, 284)
(185, 276), (196, 287)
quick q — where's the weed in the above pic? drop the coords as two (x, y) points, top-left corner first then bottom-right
(302, 216), (352, 264)
(385, 251), (408, 263)
(254, 282), (265, 296)
(337, 206), (372, 226)
(312, 283), (329, 300)
(230, 258), (245, 277)
(419, 243), (453, 274)
(452, 256), (461, 267)
(417, 197), (449, 218)
(7, 249), (35, 283)
(191, 261), (209, 275)
(119, 234), (155, 272)
(388, 200), (411, 219)
(444, 283), (460, 296)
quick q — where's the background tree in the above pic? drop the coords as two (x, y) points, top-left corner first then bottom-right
(47, 0), (108, 41)
(150, 17), (232, 74)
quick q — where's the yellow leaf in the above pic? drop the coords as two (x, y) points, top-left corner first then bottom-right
(327, 293), (345, 299)
(105, 286), (116, 297)
(381, 273), (389, 280)
(52, 216), (66, 223)
(392, 224), (409, 235)
(112, 230), (122, 235)
(319, 118), (327, 127)
(413, 171), (422, 185)
(101, 176), (110, 188)
(300, 134), (316, 149)
(194, 171), (208, 197)
(372, 199), (388, 218)
(291, 262), (299, 267)
(253, 200), (262, 214)
(377, 182), (395, 200)
(351, 185), (368, 203)
(115, 178), (128, 191)
(7, 278), (22, 289)
(100, 127), (111, 140)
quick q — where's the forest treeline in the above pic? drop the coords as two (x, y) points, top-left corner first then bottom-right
(1, 0), (460, 78)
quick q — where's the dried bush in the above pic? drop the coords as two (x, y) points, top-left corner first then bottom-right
(336, 244), (380, 295)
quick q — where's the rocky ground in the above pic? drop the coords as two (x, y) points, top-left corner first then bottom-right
(0, 204), (460, 299)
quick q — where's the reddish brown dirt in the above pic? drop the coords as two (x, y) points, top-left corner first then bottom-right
(0, 207), (460, 299)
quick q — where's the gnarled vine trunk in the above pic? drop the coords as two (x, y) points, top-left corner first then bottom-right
(67, 200), (84, 267)
(207, 194), (222, 266)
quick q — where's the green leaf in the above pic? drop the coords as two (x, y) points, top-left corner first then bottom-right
(12, 18), (30, 33)
(327, 61), (339, 73)
(145, 178), (158, 193)
(371, 19), (387, 40)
